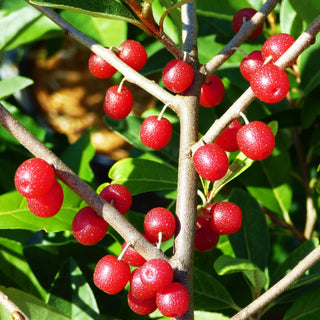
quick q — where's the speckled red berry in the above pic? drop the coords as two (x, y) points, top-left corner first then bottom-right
(117, 40), (148, 71)
(93, 255), (131, 295)
(210, 202), (242, 235)
(140, 115), (172, 149)
(130, 267), (158, 300)
(15, 158), (55, 198)
(88, 49), (117, 79)
(200, 75), (225, 108)
(215, 120), (242, 152)
(127, 290), (157, 315)
(250, 64), (289, 103)
(237, 121), (275, 160)
(162, 60), (194, 93)
(156, 282), (189, 317)
(100, 183), (132, 215)
(240, 50), (264, 81)
(103, 85), (133, 119)
(26, 180), (63, 218)
(72, 206), (109, 245)
(121, 238), (147, 267)
(232, 8), (264, 40)
(193, 144), (229, 181)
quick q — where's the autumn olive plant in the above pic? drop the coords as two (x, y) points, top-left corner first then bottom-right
(0, 0), (320, 319)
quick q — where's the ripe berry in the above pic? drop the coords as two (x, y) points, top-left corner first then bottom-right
(130, 267), (158, 300)
(103, 85), (133, 119)
(121, 238), (147, 267)
(100, 184), (132, 215)
(127, 290), (157, 315)
(156, 282), (189, 317)
(93, 255), (131, 295)
(144, 207), (176, 243)
(72, 206), (109, 245)
(250, 64), (290, 103)
(117, 40), (148, 71)
(240, 50), (264, 81)
(210, 202), (242, 235)
(88, 49), (117, 79)
(140, 115), (172, 149)
(232, 8), (264, 40)
(237, 121), (275, 160)
(140, 259), (174, 292)
(162, 59), (194, 93)
(193, 144), (229, 181)
(195, 205), (220, 252)
(200, 75), (225, 108)
(215, 120), (242, 152)
(261, 33), (295, 65)
(26, 180), (63, 218)
(15, 158), (55, 198)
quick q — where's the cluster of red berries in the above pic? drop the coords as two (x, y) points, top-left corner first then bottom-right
(71, 183), (132, 245)
(14, 158), (64, 218)
(232, 8), (294, 104)
(195, 201), (242, 252)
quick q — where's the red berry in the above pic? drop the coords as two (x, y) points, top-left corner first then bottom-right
(237, 121), (275, 161)
(156, 282), (189, 317)
(200, 75), (225, 108)
(162, 60), (194, 93)
(140, 115), (172, 149)
(72, 206), (109, 245)
(240, 50), (264, 81)
(215, 120), (243, 152)
(130, 268), (158, 300)
(261, 33), (296, 65)
(121, 239), (147, 267)
(232, 8), (264, 40)
(26, 180), (63, 218)
(88, 49), (117, 79)
(100, 184), (132, 215)
(195, 206), (220, 252)
(193, 144), (229, 181)
(117, 40), (148, 71)
(93, 255), (131, 295)
(140, 259), (174, 292)
(103, 85), (133, 119)
(15, 158), (55, 198)
(144, 207), (176, 243)
(250, 64), (290, 103)
(210, 202), (242, 235)
(127, 290), (157, 315)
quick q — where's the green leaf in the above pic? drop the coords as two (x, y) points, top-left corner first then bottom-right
(280, 0), (303, 37)
(60, 131), (95, 183)
(214, 255), (267, 291)
(48, 257), (100, 320)
(0, 286), (69, 320)
(0, 76), (33, 100)
(193, 267), (239, 311)
(228, 188), (269, 270)
(288, 0), (320, 24)
(283, 286), (320, 320)
(194, 311), (230, 320)
(108, 158), (177, 195)
(60, 10), (127, 47)
(29, 0), (139, 25)
(0, 238), (47, 299)
(0, 184), (82, 232)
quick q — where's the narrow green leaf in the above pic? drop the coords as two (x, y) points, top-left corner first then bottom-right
(0, 238), (47, 300)
(194, 311), (230, 319)
(108, 158), (177, 195)
(283, 286), (320, 320)
(29, 0), (139, 25)
(48, 257), (100, 320)
(0, 286), (69, 320)
(60, 131), (95, 183)
(0, 76), (33, 100)
(228, 188), (269, 270)
(0, 184), (82, 232)
(280, 0), (303, 37)
(193, 267), (239, 311)
(288, 0), (320, 24)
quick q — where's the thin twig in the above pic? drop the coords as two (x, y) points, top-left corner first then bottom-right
(0, 289), (30, 320)
(230, 245), (320, 319)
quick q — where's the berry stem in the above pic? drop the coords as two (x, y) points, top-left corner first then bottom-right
(157, 103), (171, 121)
(239, 111), (249, 125)
(117, 78), (126, 93)
(118, 241), (131, 261)
(231, 47), (249, 58)
(157, 232), (163, 249)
